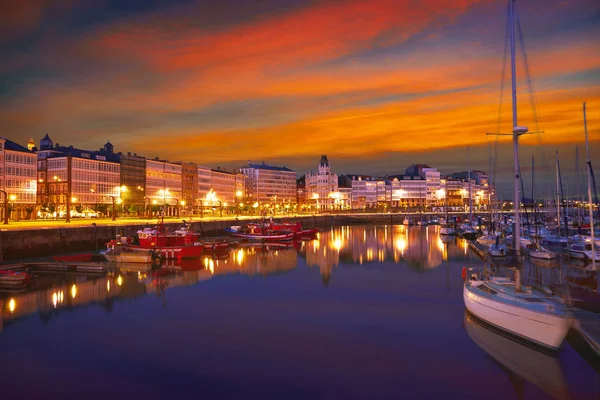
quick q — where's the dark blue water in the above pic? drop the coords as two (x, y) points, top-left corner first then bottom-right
(0, 225), (598, 399)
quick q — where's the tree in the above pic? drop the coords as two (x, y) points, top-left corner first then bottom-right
(25, 206), (34, 220)
(75, 204), (83, 213)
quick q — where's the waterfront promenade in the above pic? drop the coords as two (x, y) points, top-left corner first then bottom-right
(0, 210), (520, 231)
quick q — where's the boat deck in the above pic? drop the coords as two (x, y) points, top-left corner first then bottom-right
(573, 309), (600, 357)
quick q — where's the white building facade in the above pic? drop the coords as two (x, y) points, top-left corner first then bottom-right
(0, 137), (37, 220)
(241, 162), (297, 205)
(306, 155), (338, 211)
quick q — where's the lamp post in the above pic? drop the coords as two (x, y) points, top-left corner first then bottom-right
(174, 198), (180, 218)
(0, 190), (8, 224)
(235, 190), (243, 216)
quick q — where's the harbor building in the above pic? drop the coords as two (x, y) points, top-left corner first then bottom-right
(36, 135), (120, 219)
(145, 158), (182, 217)
(241, 162), (297, 207)
(181, 162), (198, 216)
(305, 155), (339, 211)
(118, 151), (146, 216)
(0, 137), (37, 221)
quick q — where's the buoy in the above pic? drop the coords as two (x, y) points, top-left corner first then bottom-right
(461, 267), (467, 281)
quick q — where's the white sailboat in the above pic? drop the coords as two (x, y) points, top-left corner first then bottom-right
(464, 271), (573, 350)
(464, 0), (573, 351)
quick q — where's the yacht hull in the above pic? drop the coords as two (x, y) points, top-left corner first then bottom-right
(463, 284), (572, 350)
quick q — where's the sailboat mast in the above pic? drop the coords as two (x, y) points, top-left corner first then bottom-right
(556, 152), (561, 237)
(468, 146), (472, 223)
(509, 0), (521, 253)
(583, 102), (596, 271)
(576, 146), (582, 225)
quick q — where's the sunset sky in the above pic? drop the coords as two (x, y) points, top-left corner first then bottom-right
(1, 0), (599, 196)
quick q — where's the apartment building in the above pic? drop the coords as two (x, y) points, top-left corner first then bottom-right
(0, 137), (37, 220)
(146, 158), (182, 216)
(36, 135), (120, 219)
(241, 162), (297, 204)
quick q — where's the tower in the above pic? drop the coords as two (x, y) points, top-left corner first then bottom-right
(27, 138), (35, 151)
(39, 133), (53, 150)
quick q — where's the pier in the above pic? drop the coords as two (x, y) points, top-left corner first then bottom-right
(573, 310), (600, 358)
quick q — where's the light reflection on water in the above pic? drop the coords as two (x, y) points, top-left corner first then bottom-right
(0, 225), (598, 399)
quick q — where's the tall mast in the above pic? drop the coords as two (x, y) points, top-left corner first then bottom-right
(556, 152), (561, 237)
(509, 0), (524, 253)
(576, 146), (582, 225)
(584, 102), (596, 271)
(468, 146), (472, 223)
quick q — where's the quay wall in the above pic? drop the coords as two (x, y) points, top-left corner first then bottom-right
(0, 214), (404, 261)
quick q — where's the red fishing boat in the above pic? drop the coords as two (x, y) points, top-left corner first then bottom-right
(136, 220), (200, 247)
(268, 221), (319, 238)
(106, 239), (203, 260)
(225, 223), (295, 242)
(0, 269), (32, 287)
(201, 239), (231, 252)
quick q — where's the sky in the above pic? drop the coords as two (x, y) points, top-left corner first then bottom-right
(1, 0), (599, 197)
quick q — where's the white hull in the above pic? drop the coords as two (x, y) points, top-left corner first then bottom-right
(583, 250), (600, 261)
(528, 250), (558, 260)
(477, 235), (497, 247)
(569, 250), (587, 260)
(464, 283), (572, 350)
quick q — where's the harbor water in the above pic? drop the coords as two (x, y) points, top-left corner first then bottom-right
(0, 225), (598, 399)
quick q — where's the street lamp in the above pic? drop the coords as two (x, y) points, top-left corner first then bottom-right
(9, 194), (16, 221)
(235, 190), (243, 216)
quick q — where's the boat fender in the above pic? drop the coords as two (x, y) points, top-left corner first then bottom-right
(461, 267), (467, 281)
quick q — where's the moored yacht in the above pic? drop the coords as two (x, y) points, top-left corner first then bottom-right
(463, 270), (573, 350)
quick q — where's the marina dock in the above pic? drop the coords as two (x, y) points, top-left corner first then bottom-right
(573, 310), (600, 357)
(1, 262), (107, 274)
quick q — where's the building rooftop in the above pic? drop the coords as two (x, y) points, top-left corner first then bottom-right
(41, 145), (120, 163)
(0, 137), (35, 154)
(246, 163), (295, 172)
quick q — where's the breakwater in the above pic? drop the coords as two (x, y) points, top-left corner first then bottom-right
(0, 214), (404, 261)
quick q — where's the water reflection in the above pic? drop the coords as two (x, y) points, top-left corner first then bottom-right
(464, 313), (570, 400)
(301, 225), (466, 276)
(0, 226), (482, 332)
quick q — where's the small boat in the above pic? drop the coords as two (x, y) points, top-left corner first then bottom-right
(461, 224), (479, 240)
(477, 234), (499, 247)
(0, 269), (32, 287)
(463, 268), (573, 350)
(541, 235), (568, 249)
(402, 218), (410, 226)
(106, 239), (203, 260)
(488, 238), (509, 258)
(225, 224), (295, 242)
(201, 239), (231, 252)
(136, 220), (200, 247)
(569, 241), (588, 260)
(417, 220), (428, 226)
(526, 242), (558, 260)
(268, 221), (319, 238)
